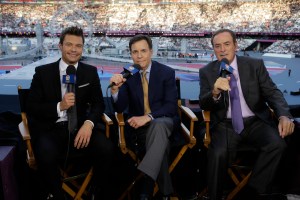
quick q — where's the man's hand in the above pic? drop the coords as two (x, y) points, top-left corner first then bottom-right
(278, 116), (295, 138)
(60, 92), (75, 111)
(110, 74), (126, 94)
(212, 77), (231, 97)
(74, 121), (93, 149)
(128, 115), (152, 129)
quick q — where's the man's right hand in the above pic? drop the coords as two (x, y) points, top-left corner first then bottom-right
(213, 77), (231, 97)
(60, 92), (75, 111)
(110, 74), (126, 94)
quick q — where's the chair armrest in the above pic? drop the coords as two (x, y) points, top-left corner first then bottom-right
(101, 113), (113, 138)
(202, 110), (211, 148)
(115, 112), (127, 153)
(18, 121), (37, 169)
(114, 112), (137, 161)
(178, 105), (197, 146)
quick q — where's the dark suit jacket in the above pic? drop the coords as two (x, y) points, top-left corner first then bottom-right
(27, 59), (104, 136)
(114, 60), (178, 119)
(199, 56), (292, 127)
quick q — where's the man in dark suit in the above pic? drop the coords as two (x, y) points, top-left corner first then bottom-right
(26, 26), (114, 200)
(199, 29), (295, 200)
(110, 35), (178, 199)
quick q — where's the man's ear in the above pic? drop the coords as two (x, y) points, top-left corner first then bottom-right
(58, 43), (62, 51)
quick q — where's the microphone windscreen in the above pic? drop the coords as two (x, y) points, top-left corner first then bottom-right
(221, 58), (229, 65)
(220, 58), (233, 74)
(123, 64), (141, 76)
(66, 65), (76, 75)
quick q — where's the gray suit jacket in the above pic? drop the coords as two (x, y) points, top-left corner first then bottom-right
(199, 56), (292, 127)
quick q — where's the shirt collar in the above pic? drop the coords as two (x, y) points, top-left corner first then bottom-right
(140, 61), (152, 75)
(230, 55), (238, 71)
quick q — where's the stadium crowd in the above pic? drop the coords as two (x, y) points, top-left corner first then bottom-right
(0, 0), (300, 55)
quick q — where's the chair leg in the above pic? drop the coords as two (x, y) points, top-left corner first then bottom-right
(74, 167), (93, 200)
(226, 172), (251, 200)
(61, 167), (93, 200)
(118, 173), (144, 200)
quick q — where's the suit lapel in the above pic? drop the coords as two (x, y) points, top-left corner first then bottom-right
(148, 62), (157, 106)
(137, 72), (144, 109)
(53, 60), (62, 100)
(76, 63), (83, 91)
(237, 57), (249, 99)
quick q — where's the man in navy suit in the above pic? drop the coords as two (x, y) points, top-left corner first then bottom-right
(199, 29), (295, 200)
(27, 26), (113, 200)
(110, 35), (178, 199)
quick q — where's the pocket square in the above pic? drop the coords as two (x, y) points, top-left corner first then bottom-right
(78, 83), (90, 88)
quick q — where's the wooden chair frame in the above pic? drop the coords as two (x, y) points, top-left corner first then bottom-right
(18, 85), (113, 200)
(201, 110), (253, 200)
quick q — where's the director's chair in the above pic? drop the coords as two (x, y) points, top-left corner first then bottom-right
(201, 110), (256, 200)
(114, 78), (198, 199)
(17, 85), (113, 200)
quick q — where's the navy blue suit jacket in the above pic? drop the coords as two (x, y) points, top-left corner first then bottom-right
(114, 60), (178, 119)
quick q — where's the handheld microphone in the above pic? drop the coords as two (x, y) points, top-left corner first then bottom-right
(63, 65), (78, 134)
(219, 58), (233, 78)
(63, 65), (76, 93)
(108, 64), (141, 88)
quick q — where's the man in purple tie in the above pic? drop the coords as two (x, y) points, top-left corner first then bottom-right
(199, 29), (295, 200)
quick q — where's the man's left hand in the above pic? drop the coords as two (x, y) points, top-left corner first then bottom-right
(74, 121), (93, 148)
(278, 116), (295, 138)
(128, 115), (151, 129)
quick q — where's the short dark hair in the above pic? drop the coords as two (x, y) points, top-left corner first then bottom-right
(129, 35), (152, 51)
(211, 29), (237, 47)
(59, 26), (85, 45)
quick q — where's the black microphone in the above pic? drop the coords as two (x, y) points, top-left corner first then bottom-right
(63, 65), (78, 133)
(219, 58), (233, 78)
(63, 65), (76, 93)
(108, 64), (141, 88)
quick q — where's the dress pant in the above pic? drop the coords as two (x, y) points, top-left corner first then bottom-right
(207, 117), (286, 200)
(32, 122), (114, 199)
(128, 117), (174, 196)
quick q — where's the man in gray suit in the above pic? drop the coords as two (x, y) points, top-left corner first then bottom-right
(199, 29), (295, 200)
(110, 35), (178, 199)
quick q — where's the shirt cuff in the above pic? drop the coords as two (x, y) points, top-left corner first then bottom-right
(212, 93), (221, 101)
(112, 92), (118, 102)
(85, 120), (94, 129)
(147, 114), (154, 120)
(57, 102), (65, 117)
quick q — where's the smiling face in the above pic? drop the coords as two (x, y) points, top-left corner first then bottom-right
(212, 31), (238, 64)
(130, 39), (153, 71)
(59, 34), (83, 65)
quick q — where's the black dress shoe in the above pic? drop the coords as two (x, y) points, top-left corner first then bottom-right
(139, 174), (155, 199)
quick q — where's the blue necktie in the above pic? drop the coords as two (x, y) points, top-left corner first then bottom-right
(229, 73), (244, 134)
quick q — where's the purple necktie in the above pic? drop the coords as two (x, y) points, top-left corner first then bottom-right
(229, 73), (244, 134)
